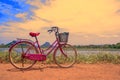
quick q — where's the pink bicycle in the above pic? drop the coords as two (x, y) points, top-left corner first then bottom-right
(9, 27), (77, 70)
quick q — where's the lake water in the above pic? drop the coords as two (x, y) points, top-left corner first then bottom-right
(0, 48), (120, 54)
(76, 50), (120, 54)
(0, 48), (9, 52)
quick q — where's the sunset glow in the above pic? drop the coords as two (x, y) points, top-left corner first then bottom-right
(0, 0), (120, 45)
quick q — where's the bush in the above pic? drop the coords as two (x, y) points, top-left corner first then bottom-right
(76, 53), (120, 64)
(1, 51), (120, 64)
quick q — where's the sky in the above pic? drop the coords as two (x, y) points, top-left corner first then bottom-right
(0, 0), (120, 45)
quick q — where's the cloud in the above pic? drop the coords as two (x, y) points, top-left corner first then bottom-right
(0, 27), (13, 33)
(30, 0), (120, 34)
(0, 0), (120, 45)
(15, 13), (31, 21)
(27, 0), (53, 7)
(116, 9), (120, 14)
(69, 32), (120, 45)
(0, 0), (54, 44)
(0, 0), (35, 24)
(34, 16), (53, 23)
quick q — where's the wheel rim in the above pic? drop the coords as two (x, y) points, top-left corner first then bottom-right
(9, 41), (38, 69)
(54, 44), (77, 68)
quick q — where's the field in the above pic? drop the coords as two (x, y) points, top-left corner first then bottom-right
(1, 50), (120, 64)
(0, 50), (120, 80)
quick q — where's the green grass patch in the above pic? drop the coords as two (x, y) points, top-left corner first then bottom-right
(1, 51), (120, 64)
(0, 51), (9, 63)
(76, 53), (120, 64)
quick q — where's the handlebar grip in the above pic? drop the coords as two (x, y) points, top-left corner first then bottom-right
(51, 26), (58, 29)
(48, 26), (59, 34)
(48, 30), (53, 33)
(52, 26), (57, 28)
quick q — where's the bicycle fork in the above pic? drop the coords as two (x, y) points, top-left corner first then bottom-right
(59, 45), (67, 57)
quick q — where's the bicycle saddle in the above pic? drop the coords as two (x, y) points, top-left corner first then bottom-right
(29, 32), (40, 37)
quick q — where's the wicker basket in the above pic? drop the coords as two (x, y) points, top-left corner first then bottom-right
(58, 32), (69, 43)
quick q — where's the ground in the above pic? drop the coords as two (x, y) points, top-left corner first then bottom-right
(0, 63), (120, 80)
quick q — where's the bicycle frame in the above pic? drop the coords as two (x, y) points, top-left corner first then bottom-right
(32, 36), (64, 56)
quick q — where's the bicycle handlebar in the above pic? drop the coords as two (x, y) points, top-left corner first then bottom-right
(48, 26), (59, 34)
(48, 30), (53, 33)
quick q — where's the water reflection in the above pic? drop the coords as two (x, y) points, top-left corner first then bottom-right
(0, 48), (120, 54)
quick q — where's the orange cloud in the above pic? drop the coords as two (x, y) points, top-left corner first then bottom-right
(2, 0), (120, 44)
(33, 0), (120, 34)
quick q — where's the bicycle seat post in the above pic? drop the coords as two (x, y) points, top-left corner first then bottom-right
(35, 36), (41, 53)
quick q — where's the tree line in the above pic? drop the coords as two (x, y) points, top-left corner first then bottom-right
(0, 42), (120, 49)
(74, 42), (120, 49)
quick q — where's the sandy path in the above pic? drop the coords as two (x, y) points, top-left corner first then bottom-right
(0, 63), (120, 80)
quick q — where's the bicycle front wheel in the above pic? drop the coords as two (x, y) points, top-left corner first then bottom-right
(54, 44), (77, 68)
(9, 41), (38, 70)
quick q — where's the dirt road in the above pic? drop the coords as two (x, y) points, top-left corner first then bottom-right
(0, 63), (120, 80)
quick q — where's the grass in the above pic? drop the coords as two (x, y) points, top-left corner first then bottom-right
(0, 51), (9, 63)
(76, 53), (120, 64)
(0, 51), (120, 64)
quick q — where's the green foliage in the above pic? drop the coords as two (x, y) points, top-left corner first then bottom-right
(1, 51), (120, 64)
(76, 53), (120, 64)
(75, 42), (120, 49)
(46, 54), (54, 64)
(0, 44), (7, 48)
(0, 51), (9, 63)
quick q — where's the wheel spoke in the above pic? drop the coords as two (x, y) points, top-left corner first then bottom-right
(9, 41), (38, 70)
(54, 44), (77, 68)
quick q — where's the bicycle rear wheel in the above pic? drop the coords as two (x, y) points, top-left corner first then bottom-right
(54, 44), (77, 68)
(9, 41), (38, 70)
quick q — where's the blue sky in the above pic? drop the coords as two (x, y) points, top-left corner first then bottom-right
(0, 0), (49, 44)
(0, 0), (47, 25)
(0, 0), (120, 45)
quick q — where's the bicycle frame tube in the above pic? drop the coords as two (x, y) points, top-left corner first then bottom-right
(30, 36), (43, 54)
(31, 37), (59, 55)
(43, 40), (58, 56)
(35, 36), (42, 53)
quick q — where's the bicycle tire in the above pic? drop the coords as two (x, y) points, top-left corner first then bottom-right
(54, 44), (77, 68)
(9, 41), (38, 70)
